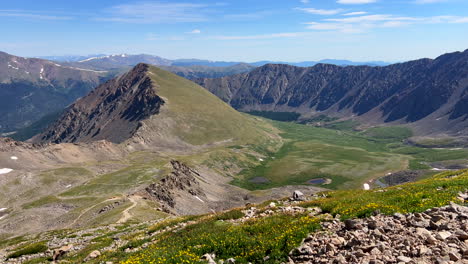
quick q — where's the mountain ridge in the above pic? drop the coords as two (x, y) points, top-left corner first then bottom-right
(0, 51), (111, 133)
(196, 49), (468, 135)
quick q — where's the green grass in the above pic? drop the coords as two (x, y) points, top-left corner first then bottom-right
(214, 209), (244, 221)
(246, 111), (301, 122)
(233, 121), (409, 190)
(119, 214), (320, 264)
(300, 169), (468, 219)
(233, 119), (468, 190)
(147, 66), (273, 146)
(6, 241), (48, 259)
(324, 120), (359, 131)
(362, 126), (413, 142)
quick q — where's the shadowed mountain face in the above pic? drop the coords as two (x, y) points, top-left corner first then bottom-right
(36, 64), (164, 144)
(196, 49), (468, 133)
(0, 51), (110, 133)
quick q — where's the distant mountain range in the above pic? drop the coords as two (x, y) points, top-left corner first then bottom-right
(0, 52), (256, 135)
(38, 54), (392, 69)
(196, 49), (468, 135)
(0, 51), (111, 133)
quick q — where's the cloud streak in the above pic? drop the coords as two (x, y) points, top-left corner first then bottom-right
(98, 2), (208, 23)
(213, 32), (310, 40)
(296, 8), (344, 15)
(0, 10), (72, 20)
(305, 14), (468, 33)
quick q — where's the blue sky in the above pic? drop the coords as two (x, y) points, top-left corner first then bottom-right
(1, 0), (467, 62)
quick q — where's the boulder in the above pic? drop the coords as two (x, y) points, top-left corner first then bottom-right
(292, 191), (305, 201)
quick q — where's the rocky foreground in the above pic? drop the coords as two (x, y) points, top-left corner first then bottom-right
(290, 201), (468, 264)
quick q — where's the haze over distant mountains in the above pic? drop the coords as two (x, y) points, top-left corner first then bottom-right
(39, 54), (391, 69)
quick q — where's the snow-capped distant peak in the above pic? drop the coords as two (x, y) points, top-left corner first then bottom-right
(78, 56), (101, 63)
(78, 54), (128, 62)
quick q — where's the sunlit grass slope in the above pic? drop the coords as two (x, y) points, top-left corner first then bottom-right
(147, 66), (275, 146)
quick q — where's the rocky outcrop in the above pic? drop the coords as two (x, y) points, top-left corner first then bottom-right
(289, 202), (468, 264)
(34, 63), (164, 144)
(197, 49), (468, 134)
(144, 160), (204, 209)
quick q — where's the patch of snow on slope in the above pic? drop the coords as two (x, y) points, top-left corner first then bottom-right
(194, 196), (205, 203)
(10, 156), (18, 160)
(0, 168), (13, 175)
(7, 63), (19, 70)
(78, 56), (100, 62)
(39, 67), (44, 79)
(0, 208), (7, 212)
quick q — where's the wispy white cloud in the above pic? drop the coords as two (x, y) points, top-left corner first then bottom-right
(337, 0), (377, 4)
(213, 32), (310, 40)
(0, 10), (72, 20)
(343, 11), (368, 16)
(300, 0), (310, 3)
(296, 8), (344, 15)
(305, 14), (468, 33)
(188, 29), (201, 34)
(98, 2), (208, 23)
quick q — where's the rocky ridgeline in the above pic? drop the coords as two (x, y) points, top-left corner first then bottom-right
(289, 200), (468, 264)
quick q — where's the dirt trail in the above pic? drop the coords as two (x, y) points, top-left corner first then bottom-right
(117, 195), (140, 223)
(68, 197), (121, 228)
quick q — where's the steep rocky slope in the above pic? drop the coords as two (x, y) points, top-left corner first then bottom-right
(35, 64), (164, 144)
(197, 49), (468, 135)
(0, 51), (110, 133)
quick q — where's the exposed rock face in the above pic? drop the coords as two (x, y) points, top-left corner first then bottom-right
(34, 63), (164, 144)
(290, 202), (468, 264)
(197, 49), (468, 134)
(144, 160), (204, 209)
(0, 51), (110, 133)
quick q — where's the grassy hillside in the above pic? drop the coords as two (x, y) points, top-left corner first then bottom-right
(147, 66), (273, 146)
(1, 170), (466, 263)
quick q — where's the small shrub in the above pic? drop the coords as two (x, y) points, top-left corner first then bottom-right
(7, 242), (48, 259)
(214, 209), (244, 220)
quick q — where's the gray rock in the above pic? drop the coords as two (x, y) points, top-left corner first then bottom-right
(292, 191), (305, 201)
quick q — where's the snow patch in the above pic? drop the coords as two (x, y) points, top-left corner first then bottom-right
(0, 208), (7, 212)
(0, 215), (6, 220)
(78, 56), (100, 62)
(7, 63), (19, 70)
(431, 168), (443, 171)
(258, 158), (264, 162)
(39, 67), (45, 80)
(65, 184), (72, 188)
(194, 196), (205, 203)
(363, 183), (370, 190)
(0, 168), (13, 175)
(10, 156), (18, 160)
